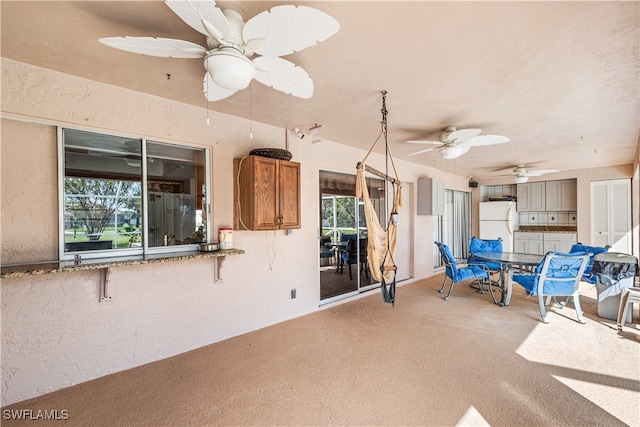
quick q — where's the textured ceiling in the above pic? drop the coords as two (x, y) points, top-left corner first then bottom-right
(2, 1), (639, 181)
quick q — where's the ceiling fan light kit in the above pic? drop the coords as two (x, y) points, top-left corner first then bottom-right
(204, 49), (256, 90)
(98, 0), (340, 102)
(439, 145), (466, 159)
(508, 165), (559, 183)
(407, 126), (510, 159)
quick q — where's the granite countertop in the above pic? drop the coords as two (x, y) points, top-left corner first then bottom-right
(516, 226), (577, 233)
(1, 249), (245, 278)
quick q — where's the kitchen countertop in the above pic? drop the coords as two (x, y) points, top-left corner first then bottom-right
(516, 226), (577, 233)
(1, 249), (245, 278)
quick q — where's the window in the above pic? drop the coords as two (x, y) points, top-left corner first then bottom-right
(59, 128), (208, 259)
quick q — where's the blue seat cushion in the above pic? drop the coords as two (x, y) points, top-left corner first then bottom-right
(513, 274), (577, 296)
(455, 265), (489, 282)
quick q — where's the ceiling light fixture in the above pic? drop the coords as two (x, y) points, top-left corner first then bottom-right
(204, 49), (256, 90)
(438, 145), (467, 159)
(514, 176), (529, 184)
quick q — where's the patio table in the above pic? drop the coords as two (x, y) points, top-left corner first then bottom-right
(472, 252), (544, 306)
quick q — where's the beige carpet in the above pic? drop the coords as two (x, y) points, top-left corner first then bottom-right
(3, 275), (639, 427)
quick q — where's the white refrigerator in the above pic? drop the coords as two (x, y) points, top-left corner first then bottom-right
(479, 201), (519, 252)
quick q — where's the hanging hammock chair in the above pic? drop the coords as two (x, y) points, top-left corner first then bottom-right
(356, 91), (402, 304)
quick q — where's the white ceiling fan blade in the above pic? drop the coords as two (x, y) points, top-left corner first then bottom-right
(447, 128), (481, 142)
(203, 72), (237, 101)
(253, 56), (313, 98)
(98, 37), (206, 58)
(243, 5), (340, 57)
(465, 135), (510, 147)
(165, 0), (230, 40)
(406, 140), (442, 145)
(409, 147), (438, 156)
(524, 169), (560, 177)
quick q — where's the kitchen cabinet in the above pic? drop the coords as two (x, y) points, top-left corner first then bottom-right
(545, 179), (577, 211)
(234, 155), (301, 230)
(417, 177), (445, 216)
(514, 232), (544, 255)
(515, 232), (577, 255)
(543, 232), (577, 253)
(517, 182), (545, 212)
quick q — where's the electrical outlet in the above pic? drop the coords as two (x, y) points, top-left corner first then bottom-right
(291, 289), (297, 299)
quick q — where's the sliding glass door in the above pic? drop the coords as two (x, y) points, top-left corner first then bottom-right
(319, 170), (384, 302)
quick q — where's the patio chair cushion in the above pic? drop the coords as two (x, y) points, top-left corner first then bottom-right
(569, 243), (609, 284)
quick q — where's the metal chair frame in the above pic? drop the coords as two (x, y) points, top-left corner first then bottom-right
(435, 241), (493, 302)
(514, 252), (590, 324)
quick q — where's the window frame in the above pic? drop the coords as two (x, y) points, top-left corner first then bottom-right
(58, 127), (210, 261)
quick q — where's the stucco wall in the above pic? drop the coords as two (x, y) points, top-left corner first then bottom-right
(2, 59), (470, 405)
(2, 59), (635, 406)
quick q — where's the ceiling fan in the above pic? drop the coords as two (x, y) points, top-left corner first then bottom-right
(407, 126), (510, 159)
(98, 0), (340, 102)
(510, 165), (560, 183)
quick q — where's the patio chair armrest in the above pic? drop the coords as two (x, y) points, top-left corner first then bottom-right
(466, 262), (491, 274)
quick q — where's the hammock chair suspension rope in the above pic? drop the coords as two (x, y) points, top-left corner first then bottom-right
(356, 91), (402, 304)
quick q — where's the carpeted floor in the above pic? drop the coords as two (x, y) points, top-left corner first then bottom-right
(3, 274), (639, 426)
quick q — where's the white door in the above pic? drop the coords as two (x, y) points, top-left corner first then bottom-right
(591, 179), (631, 253)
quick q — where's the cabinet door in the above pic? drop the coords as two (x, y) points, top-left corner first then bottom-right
(529, 182), (546, 211)
(517, 183), (529, 211)
(545, 181), (562, 211)
(561, 179), (577, 211)
(528, 239), (545, 255)
(514, 238), (527, 253)
(252, 156), (280, 229)
(279, 160), (301, 229)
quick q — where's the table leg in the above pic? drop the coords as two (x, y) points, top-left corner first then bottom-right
(501, 266), (514, 306)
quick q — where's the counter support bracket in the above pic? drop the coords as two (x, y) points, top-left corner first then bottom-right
(100, 267), (112, 302)
(214, 256), (225, 283)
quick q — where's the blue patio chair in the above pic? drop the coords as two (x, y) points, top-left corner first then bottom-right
(569, 243), (609, 284)
(513, 251), (590, 323)
(469, 237), (504, 297)
(435, 241), (491, 301)
(342, 237), (369, 280)
(319, 235), (334, 266)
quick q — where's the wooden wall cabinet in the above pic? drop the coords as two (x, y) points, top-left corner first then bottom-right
(234, 155), (301, 230)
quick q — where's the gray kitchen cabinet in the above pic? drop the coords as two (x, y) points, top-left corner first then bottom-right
(545, 179), (577, 212)
(514, 232), (544, 255)
(517, 182), (545, 212)
(543, 232), (577, 253)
